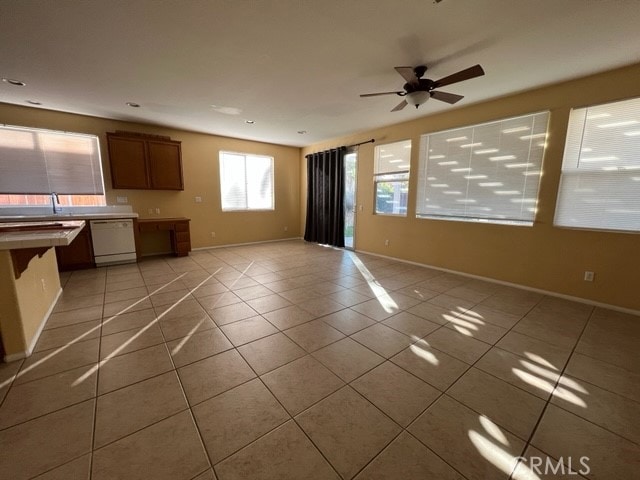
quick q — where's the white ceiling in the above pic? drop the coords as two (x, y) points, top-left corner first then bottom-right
(1, 1), (639, 147)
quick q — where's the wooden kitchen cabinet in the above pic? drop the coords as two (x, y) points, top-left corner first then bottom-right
(55, 224), (95, 271)
(107, 131), (183, 190)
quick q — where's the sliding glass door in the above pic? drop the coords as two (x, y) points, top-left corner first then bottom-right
(344, 151), (357, 249)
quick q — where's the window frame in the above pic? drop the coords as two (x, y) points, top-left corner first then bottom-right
(373, 139), (411, 217)
(415, 111), (550, 226)
(553, 96), (640, 233)
(0, 124), (106, 207)
(219, 151), (275, 212)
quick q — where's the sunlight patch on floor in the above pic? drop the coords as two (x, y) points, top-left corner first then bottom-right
(409, 338), (440, 366)
(9, 273), (188, 385)
(349, 253), (398, 313)
(73, 272), (214, 386)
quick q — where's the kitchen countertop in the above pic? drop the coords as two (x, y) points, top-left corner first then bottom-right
(0, 212), (138, 222)
(0, 220), (86, 250)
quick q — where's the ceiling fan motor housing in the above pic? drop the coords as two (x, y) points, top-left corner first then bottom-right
(403, 78), (434, 94)
(360, 63), (484, 111)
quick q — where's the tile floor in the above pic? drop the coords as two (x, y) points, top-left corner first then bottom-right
(0, 240), (639, 479)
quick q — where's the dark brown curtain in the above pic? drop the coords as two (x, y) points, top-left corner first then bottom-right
(304, 147), (346, 247)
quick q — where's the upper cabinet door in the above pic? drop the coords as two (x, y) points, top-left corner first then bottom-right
(148, 141), (183, 190)
(107, 135), (150, 189)
(107, 132), (184, 190)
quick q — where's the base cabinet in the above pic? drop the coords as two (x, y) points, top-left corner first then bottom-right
(55, 225), (95, 271)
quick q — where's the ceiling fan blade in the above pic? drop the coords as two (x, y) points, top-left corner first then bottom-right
(395, 66), (419, 85)
(431, 90), (464, 104)
(391, 100), (408, 112)
(432, 64), (485, 88)
(360, 91), (404, 97)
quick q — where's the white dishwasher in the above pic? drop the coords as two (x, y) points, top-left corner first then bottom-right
(90, 219), (137, 266)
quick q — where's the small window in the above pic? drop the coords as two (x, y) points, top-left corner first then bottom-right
(554, 97), (640, 233)
(219, 151), (274, 211)
(416, 111), (549, 225)
(0, 124), (105, 206)
(374, 140), (411, 215)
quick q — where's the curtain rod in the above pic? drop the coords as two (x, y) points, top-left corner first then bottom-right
(345, 138), (375, 149)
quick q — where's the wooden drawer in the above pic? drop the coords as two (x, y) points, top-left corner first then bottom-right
(175, 231), (190, 243)
(158, 222), (174, 231)
(175, 222), (189, 232)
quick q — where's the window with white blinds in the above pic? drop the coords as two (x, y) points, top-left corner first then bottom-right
(219, 152), (274, 211)
(416, 111), (549, 225)
(554, 97), (640, 233)
(0, 125), (104, 195)
(374, 139), (411, 216)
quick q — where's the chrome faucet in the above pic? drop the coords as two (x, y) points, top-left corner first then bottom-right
(51, 193), (60, 214)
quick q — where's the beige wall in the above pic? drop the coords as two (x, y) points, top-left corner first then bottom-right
(301, 63), (640, 311)
(0, 105), (302, 250)
(0, 248), (61, 357)
(1, 64), (638, 311)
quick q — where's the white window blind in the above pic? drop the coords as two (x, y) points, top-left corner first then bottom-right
(554, 97), (640, 232)
(416, 112), (549, 225)
(0, 125), (104, 195)
(374, 139), (411, 216)
(220, 152), (274, 211)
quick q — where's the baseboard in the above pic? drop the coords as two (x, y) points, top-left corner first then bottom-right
(192, 237), (303, 251)
(169, 235), (638, 316)
(4, 287), (62, 362)
(355, 249), (640, 317)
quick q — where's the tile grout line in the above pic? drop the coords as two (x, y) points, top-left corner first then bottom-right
(141, 271), (224, 476)
(206, 262), (485, 478)
(158, 263), (266, 477)
(88, 267), (108, 480)
(231, 343), (344, 480)
(390, 290), (548, 480)
(3, 243), (637, 479)
(507, 304), (596, 479)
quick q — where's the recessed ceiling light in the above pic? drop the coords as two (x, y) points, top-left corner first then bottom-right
(126, 102), (140, 108)
(297, 130), (307, 135)
(2, 78), (26, 86)
(245, 120), (255, 124)
(26, 100), (42, 105)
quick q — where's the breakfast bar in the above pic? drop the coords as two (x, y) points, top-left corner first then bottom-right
(0, 220), (85, 361)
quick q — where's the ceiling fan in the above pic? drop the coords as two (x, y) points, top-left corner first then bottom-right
(360, 64), (485, 112)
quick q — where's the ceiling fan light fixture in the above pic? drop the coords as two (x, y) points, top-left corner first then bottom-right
(405, 91), (430, 108)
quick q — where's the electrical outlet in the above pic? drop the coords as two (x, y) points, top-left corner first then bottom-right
(211, 232), (216, 238)
(148, 208), (153, 214)
(195, 196), (202, 203)
(155, 208), (160, 214)
(384, 239), (390, 246)
(359, 205), (363, 212)
(116, 196), (128, 204)
(584, 271), (595, 282)
(284, 226), (288, 231)
(41, 279), (46, 292)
